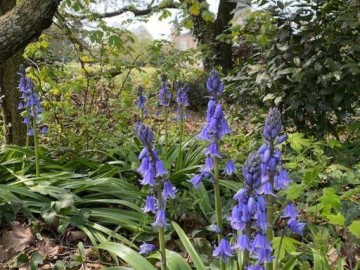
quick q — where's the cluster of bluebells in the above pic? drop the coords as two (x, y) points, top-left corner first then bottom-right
(190, 70), (235, 189)
(136, 123), (177, 255)
(136, 85), (147, 116)
(17, 65), (47, 136)
(228, 153), (272, 268)
(176, 81), (189, 120)
(257, 107), (304, 235)
(158, 75), (171, 107)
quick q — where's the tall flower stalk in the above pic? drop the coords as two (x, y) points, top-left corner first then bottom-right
(18, 65), (47, 177)
(230, 153), (271, 270)
(158, 75), (171, 156)
(136, 123), (177, 270)
(256, 107), (304, 270)
(189, 70), (232, 270)
(176, 81), (189, 169)
(136, 85), (147, 120)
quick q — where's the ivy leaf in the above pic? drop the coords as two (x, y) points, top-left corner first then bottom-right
(189, 2), (201, 16)
(348, 220), (360, 237)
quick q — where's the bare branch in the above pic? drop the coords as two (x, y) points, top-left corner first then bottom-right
(79, 1), (180, 19)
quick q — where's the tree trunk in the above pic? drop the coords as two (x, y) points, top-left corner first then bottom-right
(0, 50), (27, 144)
(0, 0), (61, 144)
(213, 0), (237, 73)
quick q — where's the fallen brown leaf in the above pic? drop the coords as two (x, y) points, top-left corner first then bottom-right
(37, 239), (60, 259)
(0, 222), (35, 262)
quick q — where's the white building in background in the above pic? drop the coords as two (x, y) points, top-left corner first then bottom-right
(170, 17), (197, 51)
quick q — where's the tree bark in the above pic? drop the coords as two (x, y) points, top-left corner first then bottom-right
(0, 0), (61, 62)
(0, 0), (61, 144)
(213, 0), (237, 73)
(0, 50), (27, 145)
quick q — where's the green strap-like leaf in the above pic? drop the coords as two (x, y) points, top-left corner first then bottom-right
(172, 221), (206, 270)
(97, 242), (156, 270)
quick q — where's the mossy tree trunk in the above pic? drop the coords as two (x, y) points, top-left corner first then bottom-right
(0, 0), (61, 144)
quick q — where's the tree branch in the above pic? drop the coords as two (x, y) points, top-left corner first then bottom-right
(0, 0), (62, 62)
(79, 1), (180, 19)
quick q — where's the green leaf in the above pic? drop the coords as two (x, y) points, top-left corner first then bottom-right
(97, 242), (156, 270)
(283, 182), (305, 200)
(319, 188), (341, 215)
(273, 237), (300, 262)
(348, 220), (360, 237)
(326, 213), (345, 226)
(189, 2), (201, 16)
(149, 250), (192, 270)
(287, 133), (311, 152)
(172, 222), (206, 270)
(282, 256), (298, 270)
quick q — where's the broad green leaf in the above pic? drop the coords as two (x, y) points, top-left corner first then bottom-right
(149, 250), (192, 270)
(283, 182), (305, 200)
(325, 213), (345, 226)
(172, 222), (206, 270)
(348, 220), (360, 237)
(97, 242), (156, 270)
(319, 188), (341, 215)
(282, 256), (297, 270)
(287, 133), (311, 152)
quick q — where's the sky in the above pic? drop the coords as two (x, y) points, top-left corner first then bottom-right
(102, 0), (220, 40)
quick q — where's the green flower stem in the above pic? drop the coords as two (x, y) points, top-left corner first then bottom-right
(213, 155), (225, 270)
(176, 107), (185, 169)
(32, 109), (40, 177)
(274, 228), (287, 270)
(156, 184), (167, 270)
(266, 141), (275, 270)
(241, 223), (252, 270)
(164, 106), (169, 158)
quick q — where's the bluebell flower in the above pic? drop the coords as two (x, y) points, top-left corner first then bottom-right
(283, 204), (298, 218)
(158, 77), (171, 106)
(140, 168), (156, 186)
(152, 209), (167, 227)
(256, 248), (273, 263)
(139, 243), (156, 255)
(205, 142), (221, 158)
(287, 218), (305, 235)
(189, 174), (202, 189)
(17, 65), (45, 136)
(274, 169), (292, 190)
(155, 159), (167, 177)
(205, 156), (214, 171)
(206, 69), (225, 97)
(251, 234), (271, 250)
(263, 107), (282, 141)
(136, 123), (154, 145)
(162, 181), (177, 200)
(213, 238), (233, 263)
(233, 234), (250, 251)
(143, 195), (157, 213)
(246, 265), (265, 270)
(176, 82), (189, 107)
(242, 153), (262, 188)
(209, 224), (221, 234)
(224, 160), (236, 175)
(136, 85), (147, 110)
